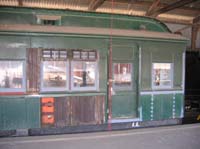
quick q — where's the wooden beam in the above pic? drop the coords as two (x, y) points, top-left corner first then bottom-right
(88, 0), (106, 11)
(146, 0), (160, 16)
(18, 0), (23, 7)
(191, 14), (200, 50)
(191, 26), (198, 50)
(150, 0), (198, 17)
(193, 15), (200, 24)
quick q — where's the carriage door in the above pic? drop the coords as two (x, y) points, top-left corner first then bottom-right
(112, 45), (139, 120)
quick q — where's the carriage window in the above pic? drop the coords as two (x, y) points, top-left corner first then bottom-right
(152, 63), (173, 89)
(113, 63), (132, 90)
(41, 49), (68, 92)
(71, 61), (98, 91)
(0, 60), (25, 92)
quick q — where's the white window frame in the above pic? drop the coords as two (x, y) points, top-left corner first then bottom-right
(71, 61), (99, 91)
(0, 60), (26, 93)
(152, 63), (173, 90)
(113, 63), (133, 91)
(40, 61), (69, 92)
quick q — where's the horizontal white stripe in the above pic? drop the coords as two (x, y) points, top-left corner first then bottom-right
(140, 90), (184, 95)
(111, 118), (141, 123)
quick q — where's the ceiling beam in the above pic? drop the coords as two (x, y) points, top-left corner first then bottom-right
(191, 14), (200, 50)
(146, 0), (160, 16)
(18, 0), (23, 7)
(88, 0), (106, 11)
(193, 15), (200, 24)
(148, 0), (198, 17)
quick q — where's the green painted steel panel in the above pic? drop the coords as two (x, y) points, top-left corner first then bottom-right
(26, 97), (40, 129)
(140, 95), (152, 121)
(112, 94), (137, 118)
(0, 12), (36, 25)
(162, 95), (173, 119)
(0, 97), (40, 130)
(140, 42), (186, 90)
(175, 94), (184, 118)
(0, 35), (29, 59)
(112, 44), (139, 119)
(153, 94), (173, 120)
(31, 36), (108, 50)
(140, 93), (183, 121)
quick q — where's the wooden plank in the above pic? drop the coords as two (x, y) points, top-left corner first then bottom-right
(27, 48), (40, 93)
(146, 0), (160, 16)
(88, 0), (106, 11)
(54, 97), (70, 127)
(193, 15), (200, 24)
(191, 26), (198, 50)
(70, 96), (105, 126)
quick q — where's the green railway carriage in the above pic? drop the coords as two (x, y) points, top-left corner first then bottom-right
(0, 7), (187, 136)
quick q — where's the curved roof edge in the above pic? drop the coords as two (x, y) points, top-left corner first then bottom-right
(0, 7), (171, 33)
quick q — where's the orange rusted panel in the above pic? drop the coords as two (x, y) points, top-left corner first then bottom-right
(42, 115), (54, 124)
(41, 97), (54, 103)
(42, 106), (54, 113)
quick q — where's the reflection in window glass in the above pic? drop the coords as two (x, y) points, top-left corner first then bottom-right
(0, 61), (23, 89)
(42, 61), (67, 89)
(113, 63), (132, 89)
(72, 62), (96, 88)
(152, 63), (172, 88)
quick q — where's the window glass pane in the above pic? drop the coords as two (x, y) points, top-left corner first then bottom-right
(152, 63), (172, 88)
(42, 61), (67, 88)
(0, 61), (23, 89)
(113, 63), (132, 89)
(73, 62), (96, 88)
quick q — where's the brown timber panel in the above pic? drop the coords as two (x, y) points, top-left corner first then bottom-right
(54, 97), (70, 127)
(27, 48), (40, 93)
(41, 95), (105, 128)
(70, 95), (105, 126)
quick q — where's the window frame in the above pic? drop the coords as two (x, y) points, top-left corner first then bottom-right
(151, 62), (174, 90)
(0, 60), (26, 93)
(71, 60), (99, 91)
(113, 62), (133, 91)
(40, 60), (69, 92)
(40, 49), (69, 92)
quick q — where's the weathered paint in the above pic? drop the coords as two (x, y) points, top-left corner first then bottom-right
(0, 97), (40, 130)
(0, 7), (170, 33)
(0, 7), (187, 131)
(140, 93), (184, 121)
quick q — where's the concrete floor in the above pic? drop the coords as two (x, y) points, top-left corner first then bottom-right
(0, 124), (200, 149)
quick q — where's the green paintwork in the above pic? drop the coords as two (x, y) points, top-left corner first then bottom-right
(111, 42), (139, 119)
(141, 41), (186, 90)
(0, 7), (170, 32)
(175, 94), (184, 118)
(140, 93), (184, 121)
(139, 95), (152, 121)
(0, 97), (40, 130)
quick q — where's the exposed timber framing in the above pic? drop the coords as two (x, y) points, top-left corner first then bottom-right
(146, 0), (160, 16)
(18, 0), (23, 7)
(150, 0), (198, 17)
(88, 0), (106, 11)
(193, 15), (200, 24)
(191, 15), (200, 50)
(128, 0), (138, 15)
